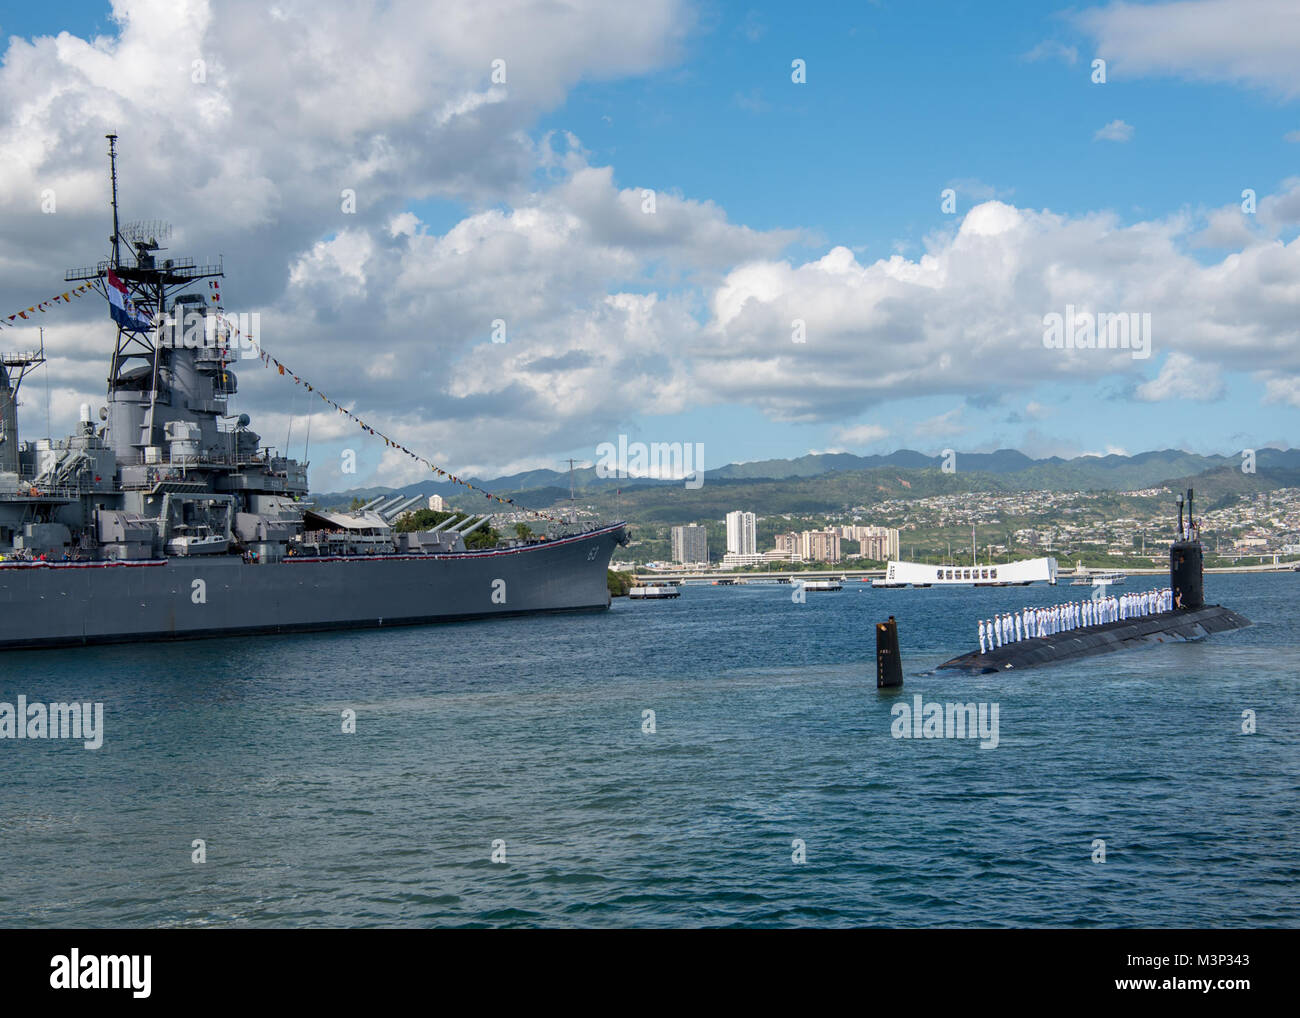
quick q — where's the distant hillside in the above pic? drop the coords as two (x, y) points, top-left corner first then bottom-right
(312, 447), (1300, 511)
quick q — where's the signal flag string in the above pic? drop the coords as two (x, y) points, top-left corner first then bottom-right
(218, 316), (568, 524)
(0, 285), (95, 327)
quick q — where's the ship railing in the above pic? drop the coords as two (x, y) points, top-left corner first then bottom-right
(2, 350), (46, 366)
(6, 482), (89, 499)
(66, 259), (223, 282)
(120, 449), (304, 470)
(124, 451), (264, 469)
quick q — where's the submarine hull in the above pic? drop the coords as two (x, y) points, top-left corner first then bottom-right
(937, 604), (1252, 674)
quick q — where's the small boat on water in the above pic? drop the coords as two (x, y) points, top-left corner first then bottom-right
(798, 579), (842, 592)
(630, 583), (680, 599)
(1071, 569), (1127, 587)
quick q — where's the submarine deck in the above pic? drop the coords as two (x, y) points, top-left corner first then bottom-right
(937, 604), (1252, 674)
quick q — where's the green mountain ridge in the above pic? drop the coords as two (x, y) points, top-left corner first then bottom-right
(314, 447), (1300, 513)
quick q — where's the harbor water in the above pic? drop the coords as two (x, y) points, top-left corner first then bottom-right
(1, 572), (1296, 927)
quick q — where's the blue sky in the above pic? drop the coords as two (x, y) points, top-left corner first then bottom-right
(540, 3), (1296, 244)
(2, 0), (1298, 485)
(554, 0), (1300, 464)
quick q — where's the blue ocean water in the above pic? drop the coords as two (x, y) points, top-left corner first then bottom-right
(1, 572), (1296, 928)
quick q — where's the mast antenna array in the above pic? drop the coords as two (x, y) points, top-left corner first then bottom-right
(107, 133), (121, 269)
(61, 136), (225, 410)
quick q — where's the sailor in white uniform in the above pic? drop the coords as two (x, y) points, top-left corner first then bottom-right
(978, 619), (987, 654)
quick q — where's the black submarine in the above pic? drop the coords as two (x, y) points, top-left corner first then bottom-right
(937, 488), (1251, 674)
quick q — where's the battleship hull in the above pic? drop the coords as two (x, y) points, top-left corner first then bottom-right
(0, 522), (627, 650)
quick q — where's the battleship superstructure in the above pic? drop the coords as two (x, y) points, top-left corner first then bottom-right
(0, 137), (627, 650)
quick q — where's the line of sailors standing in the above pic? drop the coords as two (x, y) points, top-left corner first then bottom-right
(978, 587), (1174, 654)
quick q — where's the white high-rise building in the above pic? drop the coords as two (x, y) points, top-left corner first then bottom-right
(428, 495), (446, 511)
(725, 510), (757, 556)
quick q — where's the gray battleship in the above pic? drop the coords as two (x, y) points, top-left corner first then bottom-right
(0, 136), (627, 650)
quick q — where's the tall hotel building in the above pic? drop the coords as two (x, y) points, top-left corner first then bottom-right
(725, 511), (757, 555)
(800, 529), (842, 564)
(835, 525), (901, 561)
(671, 523), (709, 565)
(722, 510), (762, 567)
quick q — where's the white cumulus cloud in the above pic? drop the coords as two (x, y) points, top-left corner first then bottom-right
(1135, 352), (1226, 402)
(1094, 119), (1134, 142)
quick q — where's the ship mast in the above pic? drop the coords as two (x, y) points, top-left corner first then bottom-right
(107, 133), (122, 269)
(64, 136), (224, 461)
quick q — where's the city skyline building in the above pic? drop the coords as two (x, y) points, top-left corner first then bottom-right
(834, 525), (900, 561)
(671, 523), (709, 565)
(726, 510), (757, 556)
(800, 530), (842, 564)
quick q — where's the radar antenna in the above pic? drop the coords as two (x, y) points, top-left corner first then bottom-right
(61, 136), (225, 458)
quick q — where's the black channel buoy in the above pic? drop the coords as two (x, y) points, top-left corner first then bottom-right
(876, 615), (903, 688)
